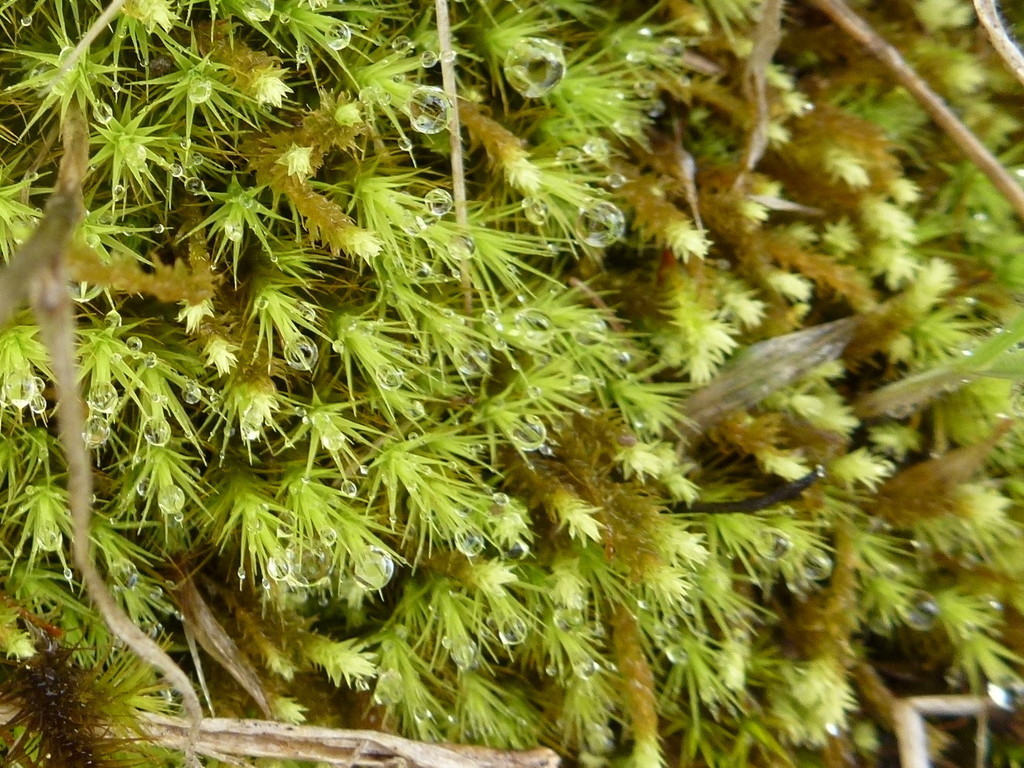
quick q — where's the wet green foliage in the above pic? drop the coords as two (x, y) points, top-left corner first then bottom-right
(1, 0), (1024, 766)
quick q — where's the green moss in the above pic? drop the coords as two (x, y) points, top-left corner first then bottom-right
(1, 1), (1024, 766)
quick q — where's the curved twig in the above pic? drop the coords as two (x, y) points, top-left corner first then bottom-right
(806, 0), (1024, 224)
(973, 0), (1024, 89)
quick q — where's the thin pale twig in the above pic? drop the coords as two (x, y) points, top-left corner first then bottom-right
(737, 0), (784, 179)
(973, 0), (1024, 89)
(805, 0), (1024, 224)
(434, 0), (474, 314)
(50, 0), (129, 90)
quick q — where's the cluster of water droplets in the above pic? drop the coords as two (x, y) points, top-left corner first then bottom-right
(2, 372), (47, 415)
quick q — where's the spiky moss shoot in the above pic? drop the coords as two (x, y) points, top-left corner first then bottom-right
(2, 1), (1024, 767)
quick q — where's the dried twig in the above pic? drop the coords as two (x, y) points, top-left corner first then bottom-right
(19, 709), (558, 768)
(679, 317), (858, 439)
(50, 0), (128, 89)
(434, 0), (474, 314)
(892, 696), (989, 768)
(973, 0), (1024, 89)
(738, 0), (785, 178)
(805, 0), (1024, 224)
(0, 108), (204, 763)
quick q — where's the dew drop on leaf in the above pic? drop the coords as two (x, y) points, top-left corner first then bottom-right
(354, 546), (396, 590)
(498, 617), (529, 646)
(576, 201), (626, 247)
(373, 669), (404, 705)
(455, 531), (485, 557)
(803, 551), (833, 582)
(285, 336), (319, 371)
(377, 365), (405, 390)
(83, 416), (111, 448)
(326, 23), (352, 50)
(406, 86), (451, 134)
(242, 0), (274, 22)
(906, 591), (940, 630)
(510, 415), (547, 451)
(503, 37), (566, 98)
(424, 188), (454, 217)
(144, 418), (171, 446)
(4, 374), (40, 409)
(87, 382), (119, 414)
(521, 196), (549, 225)
(182, 380), (203, 405)
(157, 485), (185, 516)
(187, 78), (213, 104)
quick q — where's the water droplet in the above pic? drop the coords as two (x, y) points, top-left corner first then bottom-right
(374, 668), (404, 705)
(510, 415), (547, 451)
(143, 352), (158, 368)
(456, 345), (490, 377)
(503, 37), (566, 98)
(36, 520), (63, 552)
(377, 365), (405, 390)
(354, 546), (395, 590)
(266, 554), (291, 582)
(144, 418), (171, 446)
(340, 480), (359, 497)
(582, 137), (609, 162)
(320, 427), (347, 452)
(242, 0), (274, 22)
(404, 400), (426, 420)
(424, 188), (454, 217)
(803, 551), (833, 582)
(521, 196), (549, 225)
(406, 86), (451, 134)
(505, 539), (530, 559)
(87, 382), (118, 414)
(93, 103), (113, 124)
(285, 336), (319, 371)
(182, 380), (203, 405)
(187, 78), (213, 104)
(391, 35), (414, 53)
(455, 531), (485, 557)
(4, 374), (40, 409)
(420, 50), (439, 67)
(446, 638), (478, 670)
(136, 477), (150, 496)
(665, 643), (688, 664)
(105, 309), (122, 327)
(576, 201), (626, 247)
(184, 177), (204, 193)
(237, 566), (247, 581)
(492, 492), (510, 506)
(157, 485), (185, 516)
(239, 406), (262, 442)
(512, 309), (551, 343)
(574, 658), (600, 679)
(326, 22), (352, 50)
(397, 135), (413, 152)
(605, 172), (627, 189)
(450, 234), (475, 258)
(758, 531), (792, 560)
(83, 416), (111, 447)
(285, 541), (332, 587)
(906, 591), (940, 630)
(20, 14), (32, 26)
(498, 617), (528, 646)
(569, 374), (592, 393)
